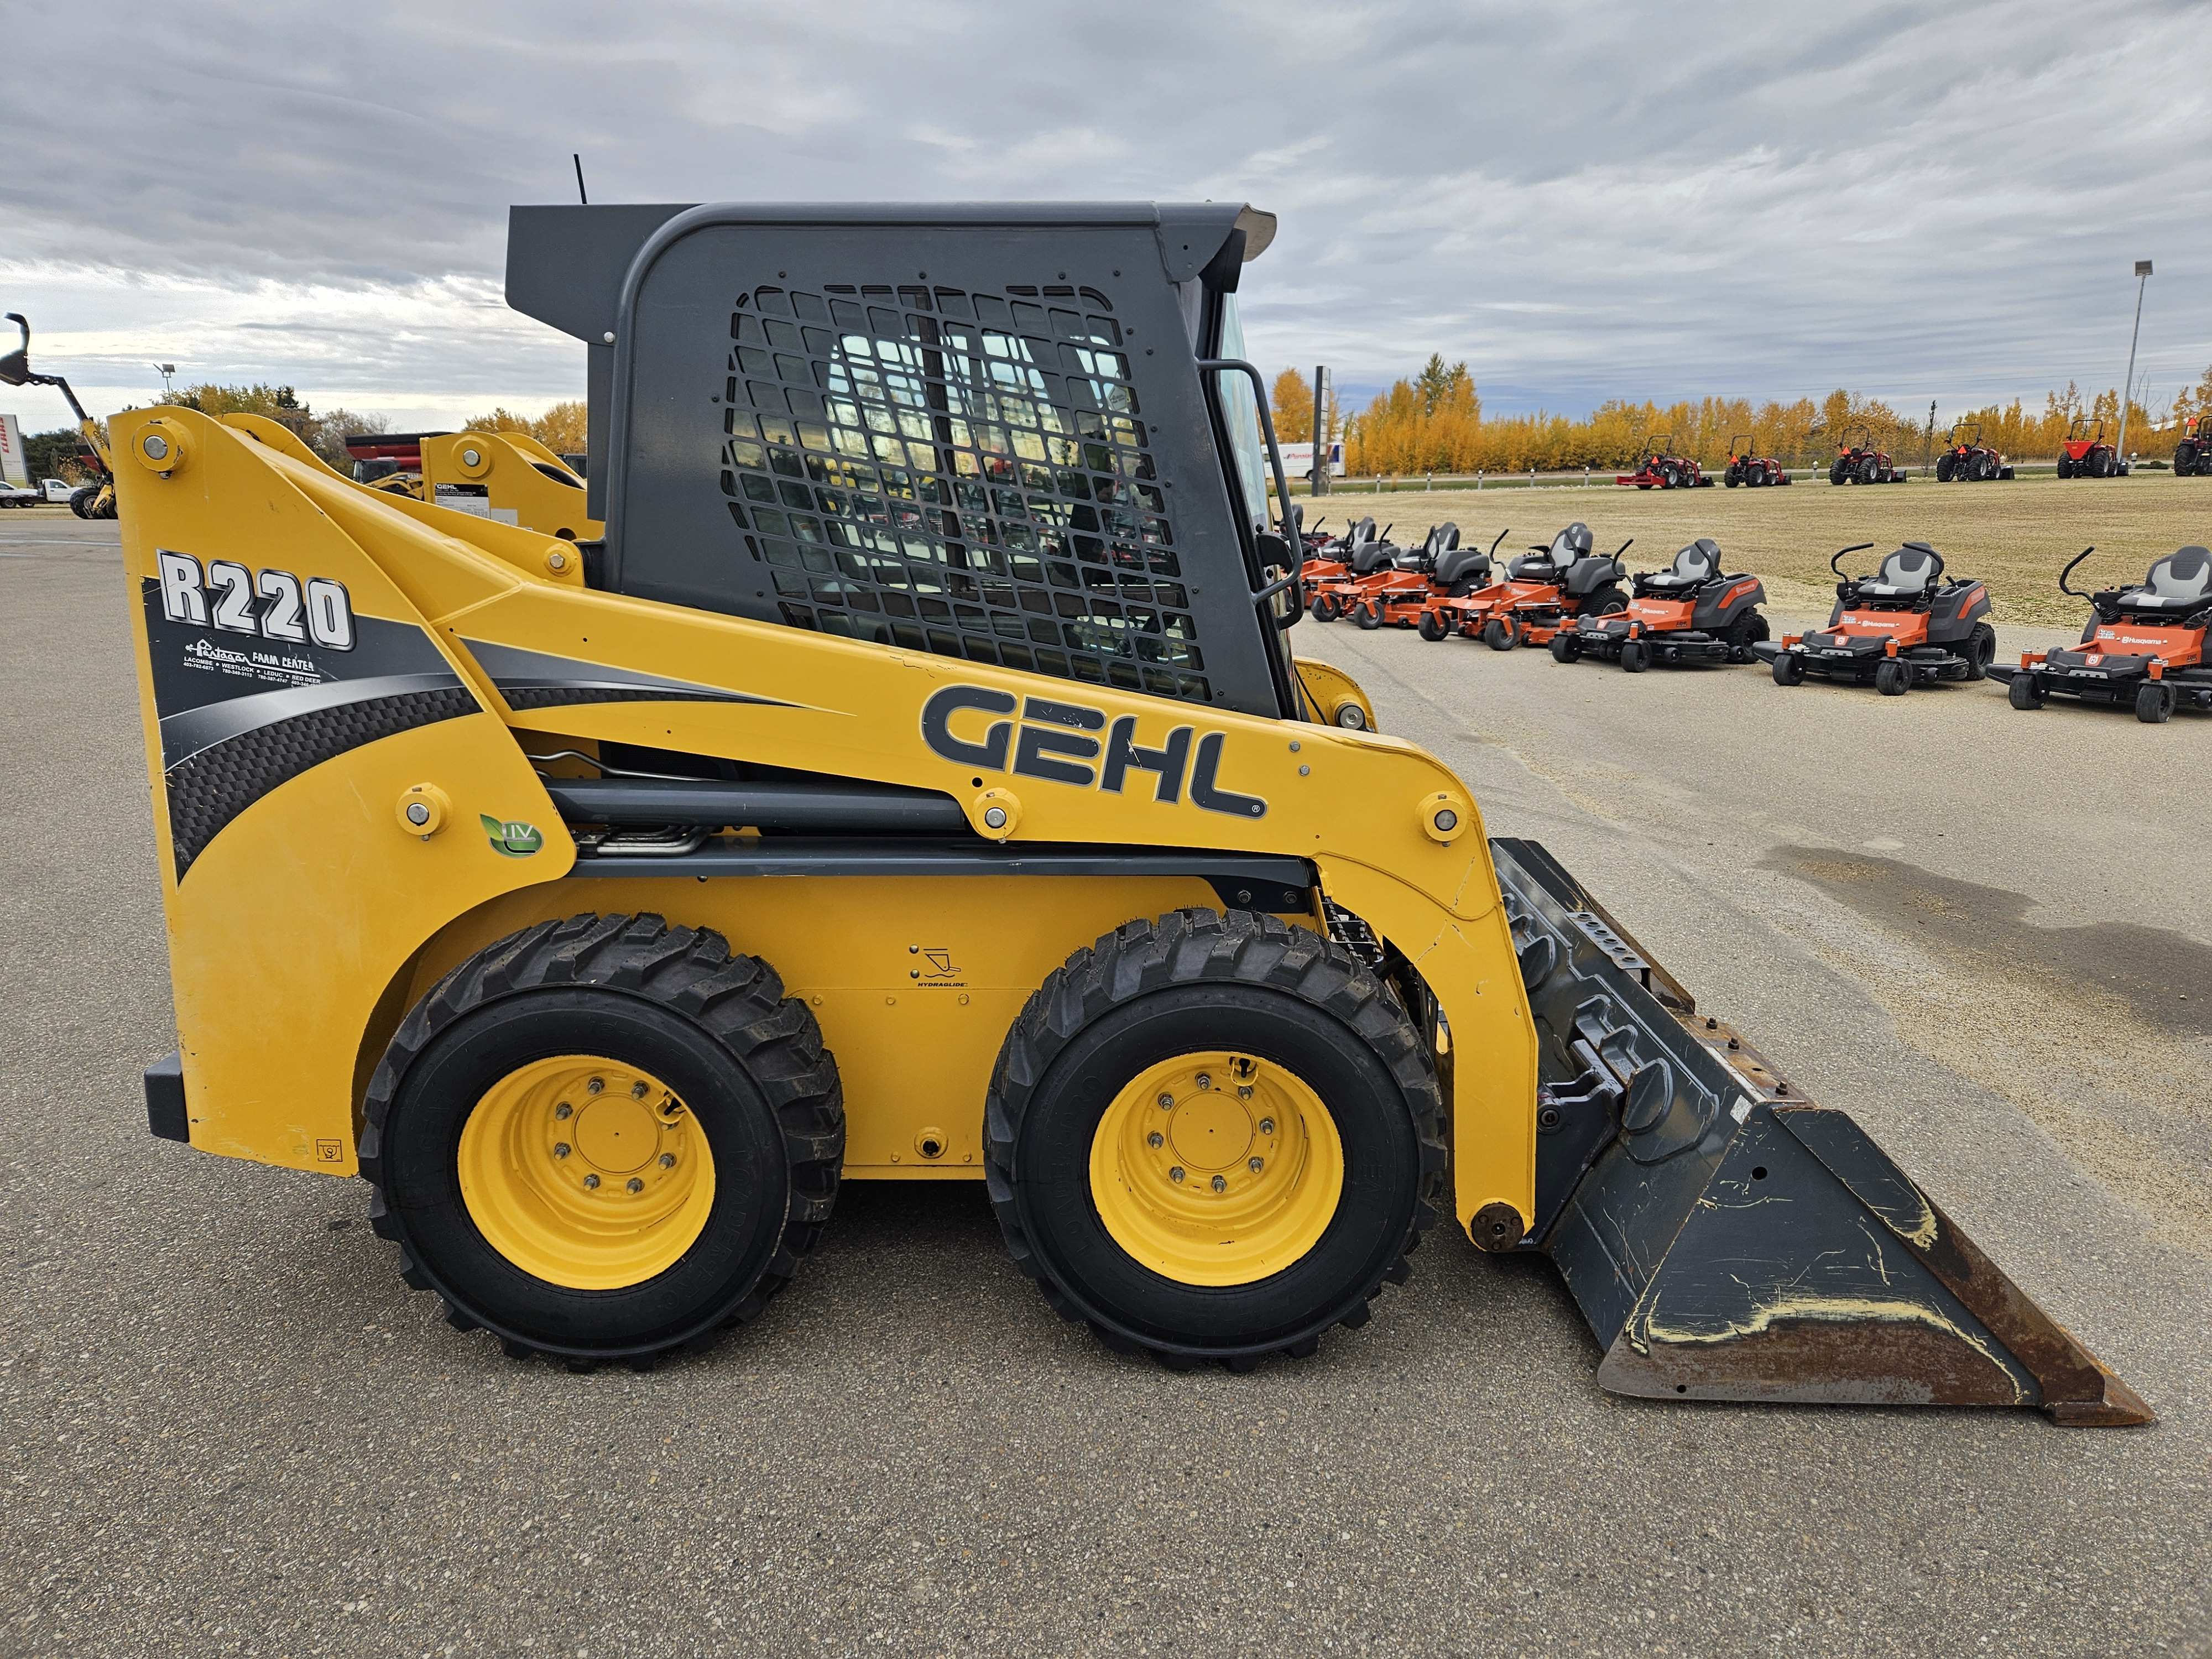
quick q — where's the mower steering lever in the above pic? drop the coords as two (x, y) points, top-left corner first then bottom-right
(2058, 546), (2096, 599)
(1830, 542), (1875, 577)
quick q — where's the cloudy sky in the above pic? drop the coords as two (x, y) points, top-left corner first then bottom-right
(3, 1), (2206, 436)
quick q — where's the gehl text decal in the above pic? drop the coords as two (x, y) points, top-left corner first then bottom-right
(922, 686), (1266, 818)
(156, 551), (356, 650)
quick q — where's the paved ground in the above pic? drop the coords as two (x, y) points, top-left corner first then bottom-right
(3, 514), (2207, 1659)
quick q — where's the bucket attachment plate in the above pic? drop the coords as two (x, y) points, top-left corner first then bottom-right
(1489, 837), (2152, 1426)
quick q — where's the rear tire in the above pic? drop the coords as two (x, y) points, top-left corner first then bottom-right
(1959, 622), (1996, 681)
(1875, 659), (1910, 697)
(1549, 633), (1581, 664)
(2008, 674), (2042, 711)
(1484, 617), (1518, 651)
(1725, 611), (1768, 664)
(1858, 457), (1880, 486)
(360, 914), (843, 1366)
(2136, 681), (2176, 723)
(1772, 652), (1804, 687)
(67, 486), (95, 518)
(984, 909), (1444, 1366)
(1619, 639), (1650, 674)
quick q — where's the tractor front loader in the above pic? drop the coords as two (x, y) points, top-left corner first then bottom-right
(1, 312), (118, 518)
(103, 201), (2148, 1422)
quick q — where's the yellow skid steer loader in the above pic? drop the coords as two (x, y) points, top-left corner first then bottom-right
(93, 202), (2147, 1421)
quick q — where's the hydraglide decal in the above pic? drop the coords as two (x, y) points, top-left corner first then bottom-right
(461, 639), (796, 713)
(140, 556), (478, 881)
(920, 684), (1266, 819)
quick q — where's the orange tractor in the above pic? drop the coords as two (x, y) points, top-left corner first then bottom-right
(1828, 424), (1907, 484)
(1417, 521), (1629, 648)
(2172, 415), (2208, 478)
(1721, 435), (1791, 488)
(1935, 422), (2014, 482)
(1614, 436), (1711, 490)
(2057, 417), (2125, 478)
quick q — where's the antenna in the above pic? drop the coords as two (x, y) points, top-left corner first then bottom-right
(573, 154), (589, 206)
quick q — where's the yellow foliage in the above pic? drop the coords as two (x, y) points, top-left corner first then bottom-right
(465, 400), (588, 454)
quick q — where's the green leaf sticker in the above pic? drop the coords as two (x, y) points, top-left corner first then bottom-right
(479, 813), (544, 857)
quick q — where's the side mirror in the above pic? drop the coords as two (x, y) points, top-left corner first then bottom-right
(0, 314), (30, 388)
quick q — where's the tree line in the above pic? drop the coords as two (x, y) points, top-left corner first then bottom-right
(23, 384), (587, 483)
(1270, 358), (2212, 478)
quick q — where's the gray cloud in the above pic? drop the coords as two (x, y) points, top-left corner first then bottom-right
(2, 0), (2205, 431)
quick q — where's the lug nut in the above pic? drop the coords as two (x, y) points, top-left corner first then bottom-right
(659, 1152), (676, 1168)
(553, 1142), (571, 1159)
(554, 1102), (572, 1120)
(1158, 1093), (1174, 1109)
(582, 1173), (599, 1189)
(632, 1081), (649, 1099)
(587, 1078), (604, 1094)
(1169, 1167), (1185, 1183)
(1249, 1156), (1264, 1172)
(1196, 1073), (1212, 1091)
(626, 1177), (644, 1193)
(1211, 1175), (1227, 1193)
(1147, 1131), (1164, 1149)
(1258, 1118), (1275, 1135)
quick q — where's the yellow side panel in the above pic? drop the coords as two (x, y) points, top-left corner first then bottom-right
(410, 876), (1243, 1178)
(113, 409), (576, 1175)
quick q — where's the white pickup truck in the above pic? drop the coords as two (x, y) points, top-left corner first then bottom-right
(0, 477), (76, 507)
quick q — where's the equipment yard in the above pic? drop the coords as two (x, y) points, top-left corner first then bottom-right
(4, 510), (2206, 1658)
(1305, 471), (2211, 626)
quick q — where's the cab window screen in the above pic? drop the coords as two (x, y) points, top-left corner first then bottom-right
(718, 284), (1209, 703)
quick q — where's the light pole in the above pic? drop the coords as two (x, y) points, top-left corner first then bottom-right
(1310, 365), (1331, 497)
(2116, 260), (2151, 472)
(154, 362), (176, 396)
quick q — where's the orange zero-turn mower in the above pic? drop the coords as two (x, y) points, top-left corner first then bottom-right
(1305, 518), (1396, 619)
(1344, 524), (1503, 630)
(1752, 541), (1995, 696)
(1418, 522), (1629, 647)
(1553, 538), (1770, 671)
(1989, 546), (2211, 722)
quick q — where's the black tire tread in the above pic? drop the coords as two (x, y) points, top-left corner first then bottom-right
(982, 907), (1446, 1365)
(359, 911), (843, 1365)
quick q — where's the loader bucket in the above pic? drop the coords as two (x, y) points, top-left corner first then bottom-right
(1489, 838), (2152, 1426)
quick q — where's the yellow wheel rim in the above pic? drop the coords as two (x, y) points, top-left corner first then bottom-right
(1088, 1051), (1344, 1287)
(456, 1055), (716, 1291)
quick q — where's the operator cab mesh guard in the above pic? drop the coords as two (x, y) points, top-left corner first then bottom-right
(507, 201), (1295, 718)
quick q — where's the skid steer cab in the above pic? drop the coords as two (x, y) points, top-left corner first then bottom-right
(107, 201), (2147, 1423)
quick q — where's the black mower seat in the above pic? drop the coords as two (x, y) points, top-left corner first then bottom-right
(1856, 543), (1940, 598)
(1642, 538), (1720, 592)
(2119, 546), (2211, 613)
(1506, 554), (1558, 582)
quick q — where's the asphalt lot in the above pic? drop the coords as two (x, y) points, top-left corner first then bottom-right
(3, 511), (2207, 1659)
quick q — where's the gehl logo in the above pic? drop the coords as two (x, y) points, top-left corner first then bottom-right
(922, 685), (1266, 818)
(155, 550), (356, 650)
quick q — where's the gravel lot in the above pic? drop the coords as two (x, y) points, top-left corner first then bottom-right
(4, 512), (2206, 1659)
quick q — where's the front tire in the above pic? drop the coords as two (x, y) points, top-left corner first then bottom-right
(1550, 633), (1582, 664)
(1619, 638), (1650, 673)
(2008, 674), (2042, 711)
(361, 914), (843, 1366)
(984, 909), (1444, 1365)
(1353, 598), (1382, 630)
(1309, 594), (1338, 623)
(1417, 610), (1447, 642)
(2136, 681), (2176, 723)
(1772, 651), (1804, 686)
(1875, 659), (1911, 697)
(1484, 616), (1518, 651)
